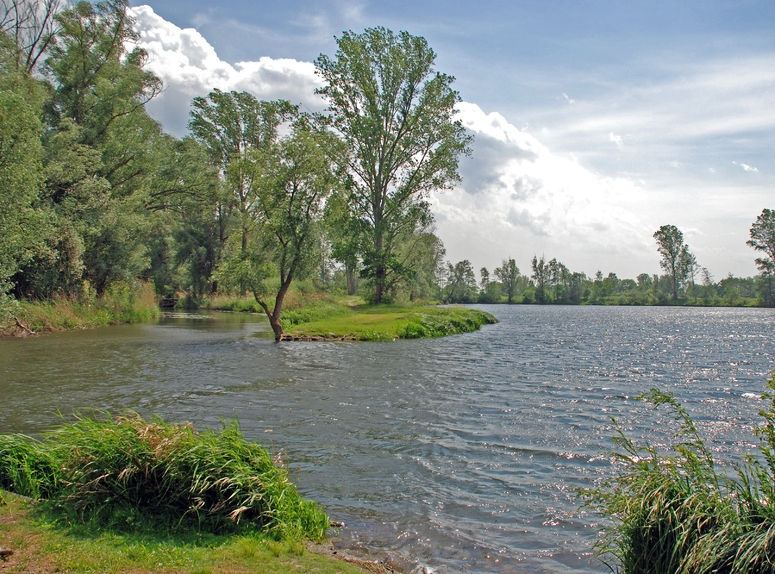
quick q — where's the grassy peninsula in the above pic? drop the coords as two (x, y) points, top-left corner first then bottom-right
(208, 294), (497, 341)
(284, 303), (496, 341)
(0, 414), (379, 573)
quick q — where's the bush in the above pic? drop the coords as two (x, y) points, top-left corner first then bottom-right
(0, 414), (328, 540)
(585, 376), (775, 573)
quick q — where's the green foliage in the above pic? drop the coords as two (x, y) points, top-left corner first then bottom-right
(287, 303), (495, 341)
(0, 32), (45, 297)
(316, 27), (472, 304)
(0, 413), (328, 540)
(653, 224), (697, 304)
(4, 280), (159, 333)
(585, 377), (775, 573)
(442, 260), (478, 303)
(747, 208), (775, 306)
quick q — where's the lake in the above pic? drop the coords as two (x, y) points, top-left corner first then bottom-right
(1, 305), (773, 573)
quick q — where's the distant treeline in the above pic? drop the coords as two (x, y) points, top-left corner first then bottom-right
(441, 255), (769, 307)
(440, 218), (775, 307)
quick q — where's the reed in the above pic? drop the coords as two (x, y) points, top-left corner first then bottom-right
(0, 414), (328, 540)
(585, 376), (775, 573)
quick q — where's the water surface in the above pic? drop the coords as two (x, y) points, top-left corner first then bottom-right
(1, 305), (774, 573)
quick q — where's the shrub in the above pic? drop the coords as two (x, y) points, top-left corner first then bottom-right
(0, 414), (328, 540)
(585, 376), (775, 573)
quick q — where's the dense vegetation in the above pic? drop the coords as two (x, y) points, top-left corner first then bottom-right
(0, 413), (328, 539)
(0, 0), (772, 342)
(586, 377), (775, 573)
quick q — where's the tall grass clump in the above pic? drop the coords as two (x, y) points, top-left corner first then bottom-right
(0, 414), (328, 540)
(585, 376), (775, 573)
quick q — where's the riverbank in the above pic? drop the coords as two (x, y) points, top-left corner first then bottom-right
(0, 282), (159, 337)
(0, 414), (401, 573)
(0, 491), (394, 574)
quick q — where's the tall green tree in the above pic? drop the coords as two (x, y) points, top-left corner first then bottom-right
(315, 27), (472, 303)
(653, 224), (695, 304)
(393, 230), (446, 301)
(747, 208), (775, 306)
(495, 258), (520, 304)
(216, 117), (340, 341)
(189, 90), (296, 262)
(531, 255), (549, 304)
(0, 31), (44, 309)
(324, 185), (363, 295)
(17, 0), (168, 295)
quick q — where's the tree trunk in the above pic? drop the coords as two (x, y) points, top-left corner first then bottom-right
(345, 264), (357, 295)
(254, 276), (293, 343)
(374, 264), (386, 304)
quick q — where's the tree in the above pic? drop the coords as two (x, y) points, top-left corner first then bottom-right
(747, 208), (775, 306)
(393, 230), (446, 302)
(0, 0), (62, 73)
(189, 90), (296, 264)
(531, 256), (548, 304)
(18, 0), (168, 296)
(653, 224), (694, 304)
(495, 258), (520, 304)
(442, 259), (477, 303)
(315, 27), (472, 303)
(0, 31), (44, 310)
(216, 117), (340, 341)
(324, 185), (363, 295)
(479, 267), (490, 291)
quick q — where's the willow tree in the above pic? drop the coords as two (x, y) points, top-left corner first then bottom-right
(315, 27), (472, 304)
(189, 90), (296, 263)
(216, 116), (341, 341)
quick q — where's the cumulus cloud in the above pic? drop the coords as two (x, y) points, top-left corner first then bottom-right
(128, 5), (324, 134)
(433, 103), (653, 273)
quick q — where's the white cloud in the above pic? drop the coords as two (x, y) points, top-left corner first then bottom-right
(436, 103), (654, 274)
(732, 161), (759, 173)
(608, 131), (624, 148)
(128, 5), (324, 134)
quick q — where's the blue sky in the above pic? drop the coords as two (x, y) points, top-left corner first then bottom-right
(128, 1), (775, 278)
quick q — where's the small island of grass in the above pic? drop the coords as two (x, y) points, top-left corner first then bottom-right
(282, 302), (497, 342)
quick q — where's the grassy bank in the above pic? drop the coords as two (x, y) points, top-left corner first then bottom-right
(0, 491), (369, 573)
(1, 281), (160, 336)
(286, 303), (497, 341)
(0, 414), (380, 572)
(584, 376), (775, 573)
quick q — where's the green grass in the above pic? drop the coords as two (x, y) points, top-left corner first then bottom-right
(0, 491), (366, 574)
(584, 376), (775, 574)
(0, 414), (327, 540)
(2, 281), (160, 335)
(287, 304), (497, 341)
